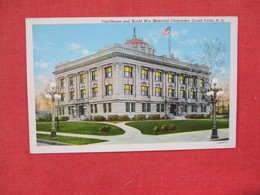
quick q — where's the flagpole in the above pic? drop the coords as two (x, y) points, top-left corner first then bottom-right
(169, 26), (171, 57)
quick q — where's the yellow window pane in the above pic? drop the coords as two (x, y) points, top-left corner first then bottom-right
(156, 72), (161, 77)
(61, 79), (65, 83)
(180, 90), (183, 94)
(81, 74), (86, 79)
(106, 67), (112, 72)
(200, 79), (204, 83)
(93, 88), (98, 92)
(168, 89), (173, 93)
(169, 74), (173, 79)
(107, 85), (112, 90)
(82, 89), (86, 94)
(180, 76), (183, 80)
(156, 88), (161, 92)
(70, 77), (74, 81)
(92, 71), (97, 76)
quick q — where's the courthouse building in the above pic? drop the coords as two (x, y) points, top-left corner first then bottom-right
(54, 32), (210, 120)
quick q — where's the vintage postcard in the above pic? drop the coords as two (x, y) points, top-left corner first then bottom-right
(26, 17), (237, 153)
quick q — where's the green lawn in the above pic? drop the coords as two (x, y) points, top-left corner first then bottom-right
(37, 134), (107, 145)
(36, 122), (125, 136)
(126, 120), (229, 135)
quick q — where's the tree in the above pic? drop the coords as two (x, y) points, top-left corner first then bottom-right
(198, 39), (226, 85)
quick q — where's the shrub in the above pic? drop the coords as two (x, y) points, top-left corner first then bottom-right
(100, 125), (110, 132)
(94, 115), (106, 121)
(107, 115), (119, 121)
(133, 115), (146, 121)
(37, 114), (52, 122)
(154, 126), (160, 132)
(59, 116), (70, 121)
(161, 125), (169, 131)
(148, 114), (161, 120)
(186, 114), (208, 119)
(118, 115), (130, 121)
(169, 124), (176, 131)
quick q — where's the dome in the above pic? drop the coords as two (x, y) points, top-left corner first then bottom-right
(124, 29), (155, 55)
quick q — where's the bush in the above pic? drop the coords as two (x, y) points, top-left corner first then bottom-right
(169, 124), (176, 131)
(107, 115), (119, 121)
(100, 125), (110, 132)
(59, 116), (70, 121)
(94, 115), (106, 121)
(133, 115), (146, 121)
(161, 125), (169, 131)
(37, 114), (52, 122)
(154, 126), (160, 132)
(185, 114), (208, 119)
(118, 115), (130, 121)
(148, 114), (161, 120)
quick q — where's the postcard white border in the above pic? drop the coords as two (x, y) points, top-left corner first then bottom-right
(26, 16), (237, 154)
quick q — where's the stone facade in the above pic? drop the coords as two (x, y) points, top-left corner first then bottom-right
(54, 33), (210, 120)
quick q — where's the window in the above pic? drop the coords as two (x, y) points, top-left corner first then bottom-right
(124, 66), (132, 77)
(108, 103), (112, 112)
(60, 79), (65, 88)
(70, 76), (75, 86)
(200, 79), (205, 87)
(131, 103), (135, 112)
(201, 105), (207, 112)
(69, 106), (72, 114)
(124, 84), (133, 95)
(180, 76), (185, 84)
(168, 74), (174, 83)
(105, 67), (112, 78)
(142, 103), (151, 112)
(61, 93), (65, 101)
(200, 92), (205, 100)
(141, 69), (148, 79)
(94, 104), (98, 113)
(142, 103), (146, 112)
(168, 89), (174, 97)
(161, 104), (165, 112)
(155, 72), (162, 81)
(190, 91), (196, 99)
(192, 105), (197, 112)
(125, 102), (130, 112)
(155, 87), (162, 97)
(91, 104), (97, 113)
(190, 77), (195, 86)
(105, 85), (113, 95)
(156, 104), (160, 112)
(103, 103), (107, 113)
(147, 103), (151, 112)
(92, 87), (98, 97)
(80, 89), (86, 99)
(59, 107), (65, 115)
(180, 90), (186, 98)
(141, 86), (148, 96)
(70, 91), (75, 100)
(126, 102), (135, 112)
(80, 74), (86, 83)
(92, 70), (98, 81)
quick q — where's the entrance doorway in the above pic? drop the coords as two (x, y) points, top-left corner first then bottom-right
(169, 104), (177, 115)
(78, 106), (85, 116)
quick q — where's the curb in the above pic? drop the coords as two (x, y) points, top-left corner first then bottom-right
(37, 139), (70, 146)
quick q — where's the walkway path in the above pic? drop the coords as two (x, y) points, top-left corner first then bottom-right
(37, 122), (229, 145)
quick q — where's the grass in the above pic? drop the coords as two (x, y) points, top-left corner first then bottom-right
(36, 122), (125, 136)
(37, 134), (107, 145)
(126, 120), (229, 135)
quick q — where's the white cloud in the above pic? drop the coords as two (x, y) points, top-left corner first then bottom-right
(172, 49), (184, 59)
(82, 49), (90, 56)
(35, 61), (48, 68)
(68, 42), (82, 50)
(170, 29), (188, 39)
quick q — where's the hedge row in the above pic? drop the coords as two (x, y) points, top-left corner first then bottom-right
(185, 114), (211, 119)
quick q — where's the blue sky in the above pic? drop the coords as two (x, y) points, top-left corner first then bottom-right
(33, 22), (230, 92)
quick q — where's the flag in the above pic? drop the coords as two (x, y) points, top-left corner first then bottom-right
(162, 27), (171, 36)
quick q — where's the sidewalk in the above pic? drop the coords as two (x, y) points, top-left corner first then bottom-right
(37, 122), (229, 145)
